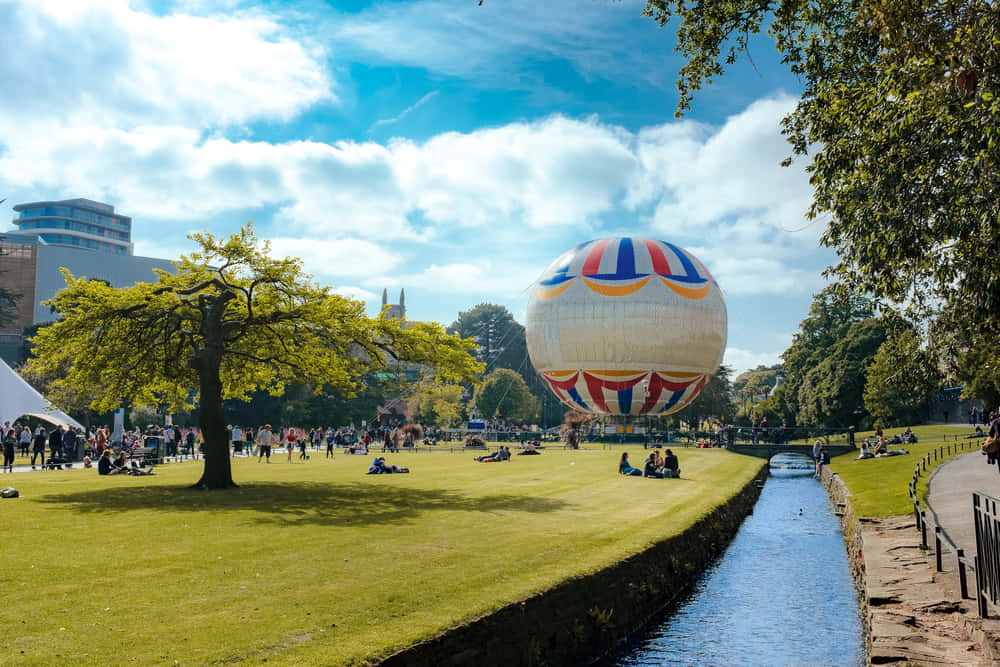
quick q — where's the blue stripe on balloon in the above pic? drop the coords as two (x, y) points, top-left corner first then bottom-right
(617, 386), (633, 414)
(662, 241), (700, 280)
(589, 237), (648, 280)
(658, 389), (684, 414)
(567, 388), (591, 412)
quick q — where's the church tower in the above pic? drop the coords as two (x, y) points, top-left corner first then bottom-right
(381, 288), (406, 320)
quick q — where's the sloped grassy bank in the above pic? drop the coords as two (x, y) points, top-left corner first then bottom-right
(380, 462), (769, 666)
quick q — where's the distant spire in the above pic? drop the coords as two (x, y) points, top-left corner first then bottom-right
(399, 289), (405, 309)
(382, 288), (388, 307)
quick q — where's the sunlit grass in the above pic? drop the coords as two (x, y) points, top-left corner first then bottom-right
(827, 424), (983, 517)
(1, 446), (762, 665)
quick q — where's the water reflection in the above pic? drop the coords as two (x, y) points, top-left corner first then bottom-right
(612, 454), (865, 666)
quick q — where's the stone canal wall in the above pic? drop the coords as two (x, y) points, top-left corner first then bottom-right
(379, 462), (769, 667)
(817, 467), (870, 651)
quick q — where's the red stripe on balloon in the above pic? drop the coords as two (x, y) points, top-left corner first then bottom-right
(581, 239), (610, 276)
(544, 372), (580, 391)
(643, 239), (672, 276)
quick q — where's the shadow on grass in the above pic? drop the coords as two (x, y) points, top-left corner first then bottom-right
(38, 481), (571, 527)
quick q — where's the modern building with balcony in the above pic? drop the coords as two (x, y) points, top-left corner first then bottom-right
(6, 198), (134, 255)
(0, 198), (175, 363)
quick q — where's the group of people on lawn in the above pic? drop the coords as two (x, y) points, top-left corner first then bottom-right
(618, 450), (680, 478)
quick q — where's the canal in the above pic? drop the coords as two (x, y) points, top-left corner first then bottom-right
(609, 453), (866, 666)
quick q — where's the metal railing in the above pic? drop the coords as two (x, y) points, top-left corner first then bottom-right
(973, 492), (1000, 617)
(908, 441), (978, 607)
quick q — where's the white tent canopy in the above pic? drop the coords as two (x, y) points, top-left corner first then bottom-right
(0, 358), (84, 430)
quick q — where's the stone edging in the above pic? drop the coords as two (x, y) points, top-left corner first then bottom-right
(378, 462), (769, 667)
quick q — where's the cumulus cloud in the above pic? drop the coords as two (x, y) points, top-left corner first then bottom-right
(0, 0), (334, 129)
(267, 237), (403, 279)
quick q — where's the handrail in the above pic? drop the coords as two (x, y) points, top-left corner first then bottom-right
(908, 440), (978, 603)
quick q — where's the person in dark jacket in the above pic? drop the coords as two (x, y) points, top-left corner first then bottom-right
(31, 429), (47, 469)
(49, 426), (64, 461)
(97, 449), (113, 475)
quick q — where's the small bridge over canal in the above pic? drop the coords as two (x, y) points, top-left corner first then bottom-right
(727, 442), (856, 460)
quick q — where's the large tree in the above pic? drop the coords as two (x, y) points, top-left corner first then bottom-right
(643, 0), (1000, 339)
(864, 326), (941, 425)
(448, 303), (527, 374)
(473, 368), (540, 424)
(25, 225), (481, 489)
(781, 285), (878, 422)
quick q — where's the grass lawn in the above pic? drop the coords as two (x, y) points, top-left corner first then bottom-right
(1, 446), (761, 666)
(827, 424), (984, 517)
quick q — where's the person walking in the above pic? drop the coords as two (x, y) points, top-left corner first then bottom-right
(2, 428), (15, 472)
(257, 425), (273, 463)
(285, 428), (296, 463)
(31, 428), (46, 469)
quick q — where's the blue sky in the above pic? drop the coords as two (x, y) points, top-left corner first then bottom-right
(0, 0), (834, 375)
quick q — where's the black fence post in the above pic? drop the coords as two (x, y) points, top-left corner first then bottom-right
(935, 526), (943, 572)
(921, 511), (928, 549)
(958, 549), (969, 599)
(978, 555), (989, 618)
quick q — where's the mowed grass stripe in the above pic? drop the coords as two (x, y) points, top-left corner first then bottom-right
(2, 447), (761, 665)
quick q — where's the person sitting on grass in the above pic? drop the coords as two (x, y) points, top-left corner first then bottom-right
(111, 450), (130, 475)
(662, 449), (680, 478)
(643, 451), (663, 478)
(517, 442), (541, 455)
(474, 447), (503, 462)
(619, 452), (642, 476)
(98, 449), (113, 475)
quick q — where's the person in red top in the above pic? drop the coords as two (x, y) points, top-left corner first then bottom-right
(286, 428), (297, 463)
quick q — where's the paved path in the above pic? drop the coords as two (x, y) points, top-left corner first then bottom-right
(927, 451), (1000, 555)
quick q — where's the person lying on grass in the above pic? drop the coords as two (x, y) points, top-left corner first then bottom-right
(366, 456), (409, 474)
(475, 446), (511, 462)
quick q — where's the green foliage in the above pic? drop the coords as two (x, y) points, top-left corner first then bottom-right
(473, 368), (539, 423)
(796, 319), (887, 427)
(408, 380), (466, 427)
(449, 303), (526, 372)
(448, 302), (564, 426)
(864, 327), (941, 426)
(643, 0), (1000, 347)
(781, 285), (881, 425)
(682, 365), (736, 425)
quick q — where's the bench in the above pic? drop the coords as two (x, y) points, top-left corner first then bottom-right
(130, 446), (161, 466)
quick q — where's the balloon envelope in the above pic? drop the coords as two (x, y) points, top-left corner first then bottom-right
(525, 237), (727, 416)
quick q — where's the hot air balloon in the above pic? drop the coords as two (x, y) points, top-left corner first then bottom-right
(525, 237), (727, 416)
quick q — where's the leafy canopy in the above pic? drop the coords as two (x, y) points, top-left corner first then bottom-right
(644, 0), (1000, 336)
(26, 224), (481, 414)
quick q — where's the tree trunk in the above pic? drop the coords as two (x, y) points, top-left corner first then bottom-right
(192, 351), (236, 489)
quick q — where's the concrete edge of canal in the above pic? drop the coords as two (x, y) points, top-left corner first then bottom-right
(377, 462), (770, 667)
(819, 466), (1000, 665)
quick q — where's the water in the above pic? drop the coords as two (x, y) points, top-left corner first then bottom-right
(611, 454), (866, 667)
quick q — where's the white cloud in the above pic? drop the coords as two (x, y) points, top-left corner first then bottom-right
(723, 347), (783, 377)
(1, 90), (824, 301)
(267, 238), (403, 279)
(631, 96), (815, 243)
(370, 90), (440, 133)
(0, 0), (334, 129)
(327, 0), (670, 89)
